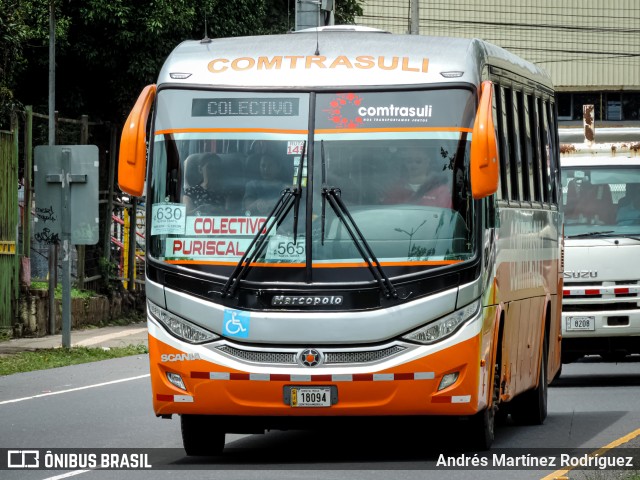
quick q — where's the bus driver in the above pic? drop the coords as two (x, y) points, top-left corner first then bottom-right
(384, 147), (452, 208)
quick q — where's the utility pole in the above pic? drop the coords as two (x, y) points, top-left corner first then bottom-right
(48, 0), (57, 337)
(410, 0), (420, 34)
(295, 0), (335, 31)
(49, 0), (55, 145)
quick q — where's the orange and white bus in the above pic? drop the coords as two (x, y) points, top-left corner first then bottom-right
(118, 26), (563, 453)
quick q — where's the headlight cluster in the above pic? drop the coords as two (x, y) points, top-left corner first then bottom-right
(147, 300), (219, 344)
(401, 300), (480, 345)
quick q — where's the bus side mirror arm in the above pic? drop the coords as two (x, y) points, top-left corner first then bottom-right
(118, 84), (157, 197)
(470, 80), (499, 199)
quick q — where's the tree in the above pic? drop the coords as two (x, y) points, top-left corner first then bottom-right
(0, 0), (29, 128)
(5, 0), (364, 127)
(336, 0), (364, 23)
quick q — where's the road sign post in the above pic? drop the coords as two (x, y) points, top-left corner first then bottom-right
(34, 145), (99, 347)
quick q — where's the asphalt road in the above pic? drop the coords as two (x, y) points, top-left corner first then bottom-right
(1, 354), (639, 480)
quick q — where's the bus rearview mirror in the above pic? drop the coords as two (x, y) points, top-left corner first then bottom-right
(470, 80), (499, 199)
(118, 84), (157, 197)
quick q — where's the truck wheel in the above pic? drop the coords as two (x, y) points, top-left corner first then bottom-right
(601, 352), (627, 363)
(181, 414), (225, 456)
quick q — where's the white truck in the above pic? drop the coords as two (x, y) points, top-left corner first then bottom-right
(560, 138), (640, 363)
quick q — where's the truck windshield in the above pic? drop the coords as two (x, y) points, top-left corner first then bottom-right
(147, 89), (475, 277)
(561, 165), (640, 237)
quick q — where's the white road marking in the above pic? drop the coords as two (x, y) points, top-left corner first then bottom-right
(43, 470), (91, 480)
(0, 374), (150, 405)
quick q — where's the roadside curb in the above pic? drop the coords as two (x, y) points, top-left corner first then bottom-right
(0, 323), (148, 354)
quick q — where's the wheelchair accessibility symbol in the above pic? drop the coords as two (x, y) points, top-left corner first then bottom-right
(223, 310), (250, 338)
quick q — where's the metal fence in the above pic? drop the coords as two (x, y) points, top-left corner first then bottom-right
(0, 107), (145, 332)
(0, 121), (20, 333)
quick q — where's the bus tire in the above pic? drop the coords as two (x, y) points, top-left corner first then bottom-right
(469, 408), (494, 451)
(468, 360), (500, 450)
(511, 334), (548, 425)
(181, 414), (225, 456)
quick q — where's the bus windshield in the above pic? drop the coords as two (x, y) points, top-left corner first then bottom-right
(148, 88), (475, 273)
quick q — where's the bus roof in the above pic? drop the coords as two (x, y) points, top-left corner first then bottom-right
(157, 28), (552, 90)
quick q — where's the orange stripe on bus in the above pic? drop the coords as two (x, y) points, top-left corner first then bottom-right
(315, 127), (472, 134)
(165, 260), (306, 267)
(155, 128), (308, 135)
(313, 260), (462, 267)
(165, 260), (462, 267)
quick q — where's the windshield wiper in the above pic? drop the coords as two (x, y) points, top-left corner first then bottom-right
(319, 143), (397, 299)
(566, 230), (614, 239)
(323, 188), (398, 299)
(292, 142), (306, 243)
(618, 234), (640, 242)
(321, 140), (327, 245)
(220, 188), (297, 298)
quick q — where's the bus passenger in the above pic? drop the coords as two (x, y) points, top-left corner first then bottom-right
(243, 154), (290, 216)
(383, 148), (452, 208)
(183, 153), (226, 215)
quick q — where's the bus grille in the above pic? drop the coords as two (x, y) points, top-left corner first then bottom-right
(325, 346), (406, 364)
(215, 346), (296, 364)
(215, 344), (407, 366)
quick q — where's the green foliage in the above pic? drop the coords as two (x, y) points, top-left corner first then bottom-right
(0, 0), (28, 127)
(0, 344), (148, 376)
(3, 0), (364, 127)
(30, 281), (95, 300)
(336, 0), (365, 24)
(98, 257), (121, 294)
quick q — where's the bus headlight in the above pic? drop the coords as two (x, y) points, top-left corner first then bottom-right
(401, 300), (480, 345)
(147, 300), (219, 344)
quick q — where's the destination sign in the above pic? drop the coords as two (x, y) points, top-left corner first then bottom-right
(192, 98), (300, 117)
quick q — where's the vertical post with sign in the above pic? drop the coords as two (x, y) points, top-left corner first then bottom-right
(34, 145), (99, 347)
(583, 104), (595, 145)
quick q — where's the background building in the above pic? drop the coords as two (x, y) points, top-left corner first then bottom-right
(356, 0), (640, 124)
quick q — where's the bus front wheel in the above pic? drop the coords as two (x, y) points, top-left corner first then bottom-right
(181, 414), (226, 456)
(468, 360), (500, 450)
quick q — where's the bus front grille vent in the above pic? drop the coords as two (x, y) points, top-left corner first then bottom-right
(215, 344), (407, 366)
(216, 346), (297, 365)
(324, 346), (407, 364)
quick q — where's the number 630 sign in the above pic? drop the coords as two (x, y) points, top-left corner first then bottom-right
(151, 203), (186, 235)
